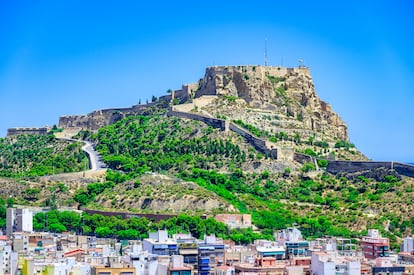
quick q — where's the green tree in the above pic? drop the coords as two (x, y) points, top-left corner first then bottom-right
(95, 226), (113, 238)
(301, 162), (315, 172)
(48, 223), (67, 233)
(6, 197), (14, 208)
(317, 159), (329, 168)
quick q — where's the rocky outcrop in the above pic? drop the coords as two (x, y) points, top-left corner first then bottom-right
(196, 66), (348, 142)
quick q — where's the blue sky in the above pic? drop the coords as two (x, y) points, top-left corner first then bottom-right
(1, 1), (413, 162)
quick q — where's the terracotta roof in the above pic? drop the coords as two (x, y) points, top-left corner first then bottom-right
(64, 249), (85, 257)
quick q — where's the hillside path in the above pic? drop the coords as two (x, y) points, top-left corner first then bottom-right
(40, 137), (106, 181)
(57, 137), (106, 171)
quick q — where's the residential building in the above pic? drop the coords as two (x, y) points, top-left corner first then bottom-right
(398, 252), (414, 265)
(12, 232), (29, 253)
(0, 245), (18, 275)
(143, 230), (178, 256)
(223, 244), (256, 266)
(401, 237), (414, 253)
(198, 235), (224, 275)
(126, 243), (159, 275)
(276, 227), (309, 258)
(6, 208), (33, 237)
(233, 257), (286, 274)
(21, 257), (86, 275)
(174, 233), (198, 268)
(255, 240), (285, 260)
(215, 265), (235, 275)
(214, 214), (251, 229)
(91, 266), (136, 275)
(310, 237), (357, 257)
(311, 251), (360, 275)
(167, 255), (193, 275)
(362, 229), (390, 259)
(372, 258), (405, 275)
(276, 227), (303, 242)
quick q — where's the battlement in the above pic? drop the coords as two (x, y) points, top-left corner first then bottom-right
(7, 127), (50, 136)
(205, 65), (310, 77)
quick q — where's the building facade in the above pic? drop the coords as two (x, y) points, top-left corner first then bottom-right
(362, 229), (390, 259)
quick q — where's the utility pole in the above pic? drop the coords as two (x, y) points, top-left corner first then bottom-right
(264, 38), (268, 66)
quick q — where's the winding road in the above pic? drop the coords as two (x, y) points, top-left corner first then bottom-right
(39, 137), (106, 181)
(80, 140), (106, 171)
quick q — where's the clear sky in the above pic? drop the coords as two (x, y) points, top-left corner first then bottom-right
(1, 1), (413, 162)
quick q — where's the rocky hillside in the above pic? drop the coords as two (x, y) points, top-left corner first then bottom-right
(92, 173), (237, 214)
(169, 66), (363, 161)
(194, 66), (348, 141)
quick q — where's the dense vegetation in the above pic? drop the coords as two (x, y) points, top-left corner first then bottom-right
(0, 199), (8, 229)
(2, 114), (413, 249)
(0, 134), (88, 178)
(87, 116), (247, 178)
(33, 210), (269, 244)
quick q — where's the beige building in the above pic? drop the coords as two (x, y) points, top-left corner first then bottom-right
(91, 266), (136, 275)
(214, 214), (251, 229)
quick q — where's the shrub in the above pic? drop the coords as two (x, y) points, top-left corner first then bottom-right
(317, 159), (329, 168)
(304, 148), (317, 156)
(301, 162), (315, 172)
(335, 140), (355, 149)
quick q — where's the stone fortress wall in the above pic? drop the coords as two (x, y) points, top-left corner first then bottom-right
(7, 127), (50, 136)
(294, 152), (414, 178)
(167, 110), (227, 131)
(325, 160), (414, 178)
(167, 109), (295, 161)
(57, 84), (197, 131)
(195, 65), (310, 99)
(229, 122), (278, 159)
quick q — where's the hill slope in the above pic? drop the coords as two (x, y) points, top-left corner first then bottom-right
(2, 65), (414, 248)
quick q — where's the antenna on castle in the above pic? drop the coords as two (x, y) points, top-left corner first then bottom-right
(264, 38), (268, 66)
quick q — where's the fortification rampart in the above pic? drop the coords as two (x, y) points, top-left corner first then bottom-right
(325, 161), (392, 174)
(394, 163), (414, 178)
(7, 127), (50, 136)
(58, 100), (170, 131)
(229, 122), (278, 159)
(294, 153), (414, 178)
(167, 109), (296, 161)
(167, 110), (227, 131)
(294, 152), (316, 164)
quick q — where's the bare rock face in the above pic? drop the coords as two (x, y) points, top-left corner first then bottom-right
(196, 66), (348, 141)
(94, 174), (237, 214)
